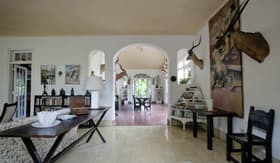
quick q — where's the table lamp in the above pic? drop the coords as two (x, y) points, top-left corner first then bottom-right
(85, 76), (103, 108)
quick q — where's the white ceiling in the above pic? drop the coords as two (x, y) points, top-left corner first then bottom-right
(118, 45), (166, 70)
(0, 0), (226, 36)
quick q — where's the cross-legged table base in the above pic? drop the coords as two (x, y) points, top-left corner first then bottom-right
(0, 107), (110, 163)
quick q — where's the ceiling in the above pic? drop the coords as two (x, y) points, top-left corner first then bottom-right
(0, 0), (226, 36)
(118, 45), (166, 70)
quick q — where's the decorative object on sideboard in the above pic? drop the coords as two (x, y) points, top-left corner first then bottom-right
(42, 83), (48, 96)
(70, 88), (75, 96)
(170, 76), (177, 82)
(187, 36), (204, 69)
(85, 90), (91, 96)
(85, 75), (103, 108)
(59, 88), (65, 96)
(51, 89), (56, 96)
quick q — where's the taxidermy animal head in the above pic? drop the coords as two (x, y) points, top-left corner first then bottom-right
(187, 36), (204, 69)
(215, 0), (269, 63)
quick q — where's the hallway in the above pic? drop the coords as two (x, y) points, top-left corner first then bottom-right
(113, 104), (168, 126)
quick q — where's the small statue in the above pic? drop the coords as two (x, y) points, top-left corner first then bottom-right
(59, 88), (65, 96)
(51, 89), (56, 96)
(70, 88), (74, 96)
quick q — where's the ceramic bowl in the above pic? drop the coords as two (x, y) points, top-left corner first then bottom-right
(37, 111), (57, 125)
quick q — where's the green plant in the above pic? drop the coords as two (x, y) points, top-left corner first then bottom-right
(180, 78), (191, 84)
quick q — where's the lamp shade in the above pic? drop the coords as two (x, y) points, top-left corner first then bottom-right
(85, 76), (103, 91)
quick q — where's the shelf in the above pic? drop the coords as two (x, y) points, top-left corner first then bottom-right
(34, 95), (90, 114)
(170, 85), (207, 129)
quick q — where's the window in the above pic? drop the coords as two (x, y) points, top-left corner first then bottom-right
(177, 49), (193, 84)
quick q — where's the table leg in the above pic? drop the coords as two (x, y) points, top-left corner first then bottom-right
(86, 109), (108, 143)
(44, 134), (66, 163)
(22, 137), (42, 163)
(22, 133), (66, 163)
(192, 111), (197, 138)
(226, 115), (233, 160)
(227, 115), (233, 134)
(207, 116), (213, 150)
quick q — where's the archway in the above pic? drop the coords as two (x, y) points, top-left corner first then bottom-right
(112, 43), (170, 125)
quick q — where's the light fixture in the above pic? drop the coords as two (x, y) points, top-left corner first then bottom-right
(85, 75), (103, 108)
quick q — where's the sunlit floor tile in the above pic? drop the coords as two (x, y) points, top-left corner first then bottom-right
(57, 125), (229, 163)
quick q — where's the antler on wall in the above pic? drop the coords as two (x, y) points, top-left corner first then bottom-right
(215, 0), (270, 63)
(187, 36), (204, 69)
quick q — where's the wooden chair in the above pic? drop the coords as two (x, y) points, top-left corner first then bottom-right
(144, 95), (152, 111)
(0, 102), (17, 123)
(133, 95), (141, 111)
(226, 106), (275, 163)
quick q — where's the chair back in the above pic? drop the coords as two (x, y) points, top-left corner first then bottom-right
(0, 102), (17, 123)
(247, 106), (275, 141)
(133, 95), (138, 104)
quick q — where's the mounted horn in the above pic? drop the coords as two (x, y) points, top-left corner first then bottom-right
(215, 0), (270, 62)
(187, 36), (204, 69)
(188, 36), (202, 55)
(215, 0), (250, 49)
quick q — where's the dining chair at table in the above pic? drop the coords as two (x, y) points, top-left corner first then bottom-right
(143, 95), (152, 111)
(133, 95), (141, 111)
(0, 102), (17, 123)
(226, 106), (275, 163)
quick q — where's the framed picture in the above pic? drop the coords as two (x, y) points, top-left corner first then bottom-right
(209, 0), (244, 117)
(65, 64), (80, 85)
(41, 65), (56, 85)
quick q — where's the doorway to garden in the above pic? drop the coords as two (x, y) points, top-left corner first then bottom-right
(113, 43), (169, 126)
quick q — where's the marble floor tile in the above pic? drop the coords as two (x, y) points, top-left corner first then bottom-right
(57, 125), (231, 163)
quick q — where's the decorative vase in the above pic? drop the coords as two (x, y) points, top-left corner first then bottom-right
(51, 89), (56, 96)
(59, 88), (65, 96)
(85, 90), (90, 96)
(70, 88), (74, 96)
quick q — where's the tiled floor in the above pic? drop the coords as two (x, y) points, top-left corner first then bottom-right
(57, 125), (229, 163)
(113, 104), (168, 126)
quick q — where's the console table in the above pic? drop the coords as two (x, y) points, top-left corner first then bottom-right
(190, 108), (236, 150)
(0, 107), (110, 163)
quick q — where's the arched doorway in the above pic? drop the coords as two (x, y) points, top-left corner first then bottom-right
(112, 43), (169, 125)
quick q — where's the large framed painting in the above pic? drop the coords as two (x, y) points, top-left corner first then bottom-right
(41, 65), (56, 85)
(65, 64), (81, 85)
(209, 0), (244, 117)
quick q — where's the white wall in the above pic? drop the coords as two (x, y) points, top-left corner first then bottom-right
(195, 0), (280, 160)
(0, 35), (194, 120)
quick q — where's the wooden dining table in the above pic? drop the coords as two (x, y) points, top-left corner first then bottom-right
(189, 108), (236, 150)
(0, 107), (110, 163)
(136, 97), (151, 109)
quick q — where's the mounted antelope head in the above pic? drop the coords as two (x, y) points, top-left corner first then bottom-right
(115, 57), (128, 81)
(187, 36), (204, 69)
(215, 0), (269, 63)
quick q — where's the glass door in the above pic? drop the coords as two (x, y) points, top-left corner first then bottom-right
(13, 65), (28, 117)
(134, 78), (151, 97)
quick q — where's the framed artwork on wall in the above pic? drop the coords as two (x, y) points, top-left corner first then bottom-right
(65, 64), (81, 85)
(209, 0), (244, 117)
(41, 65), (56, 85)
